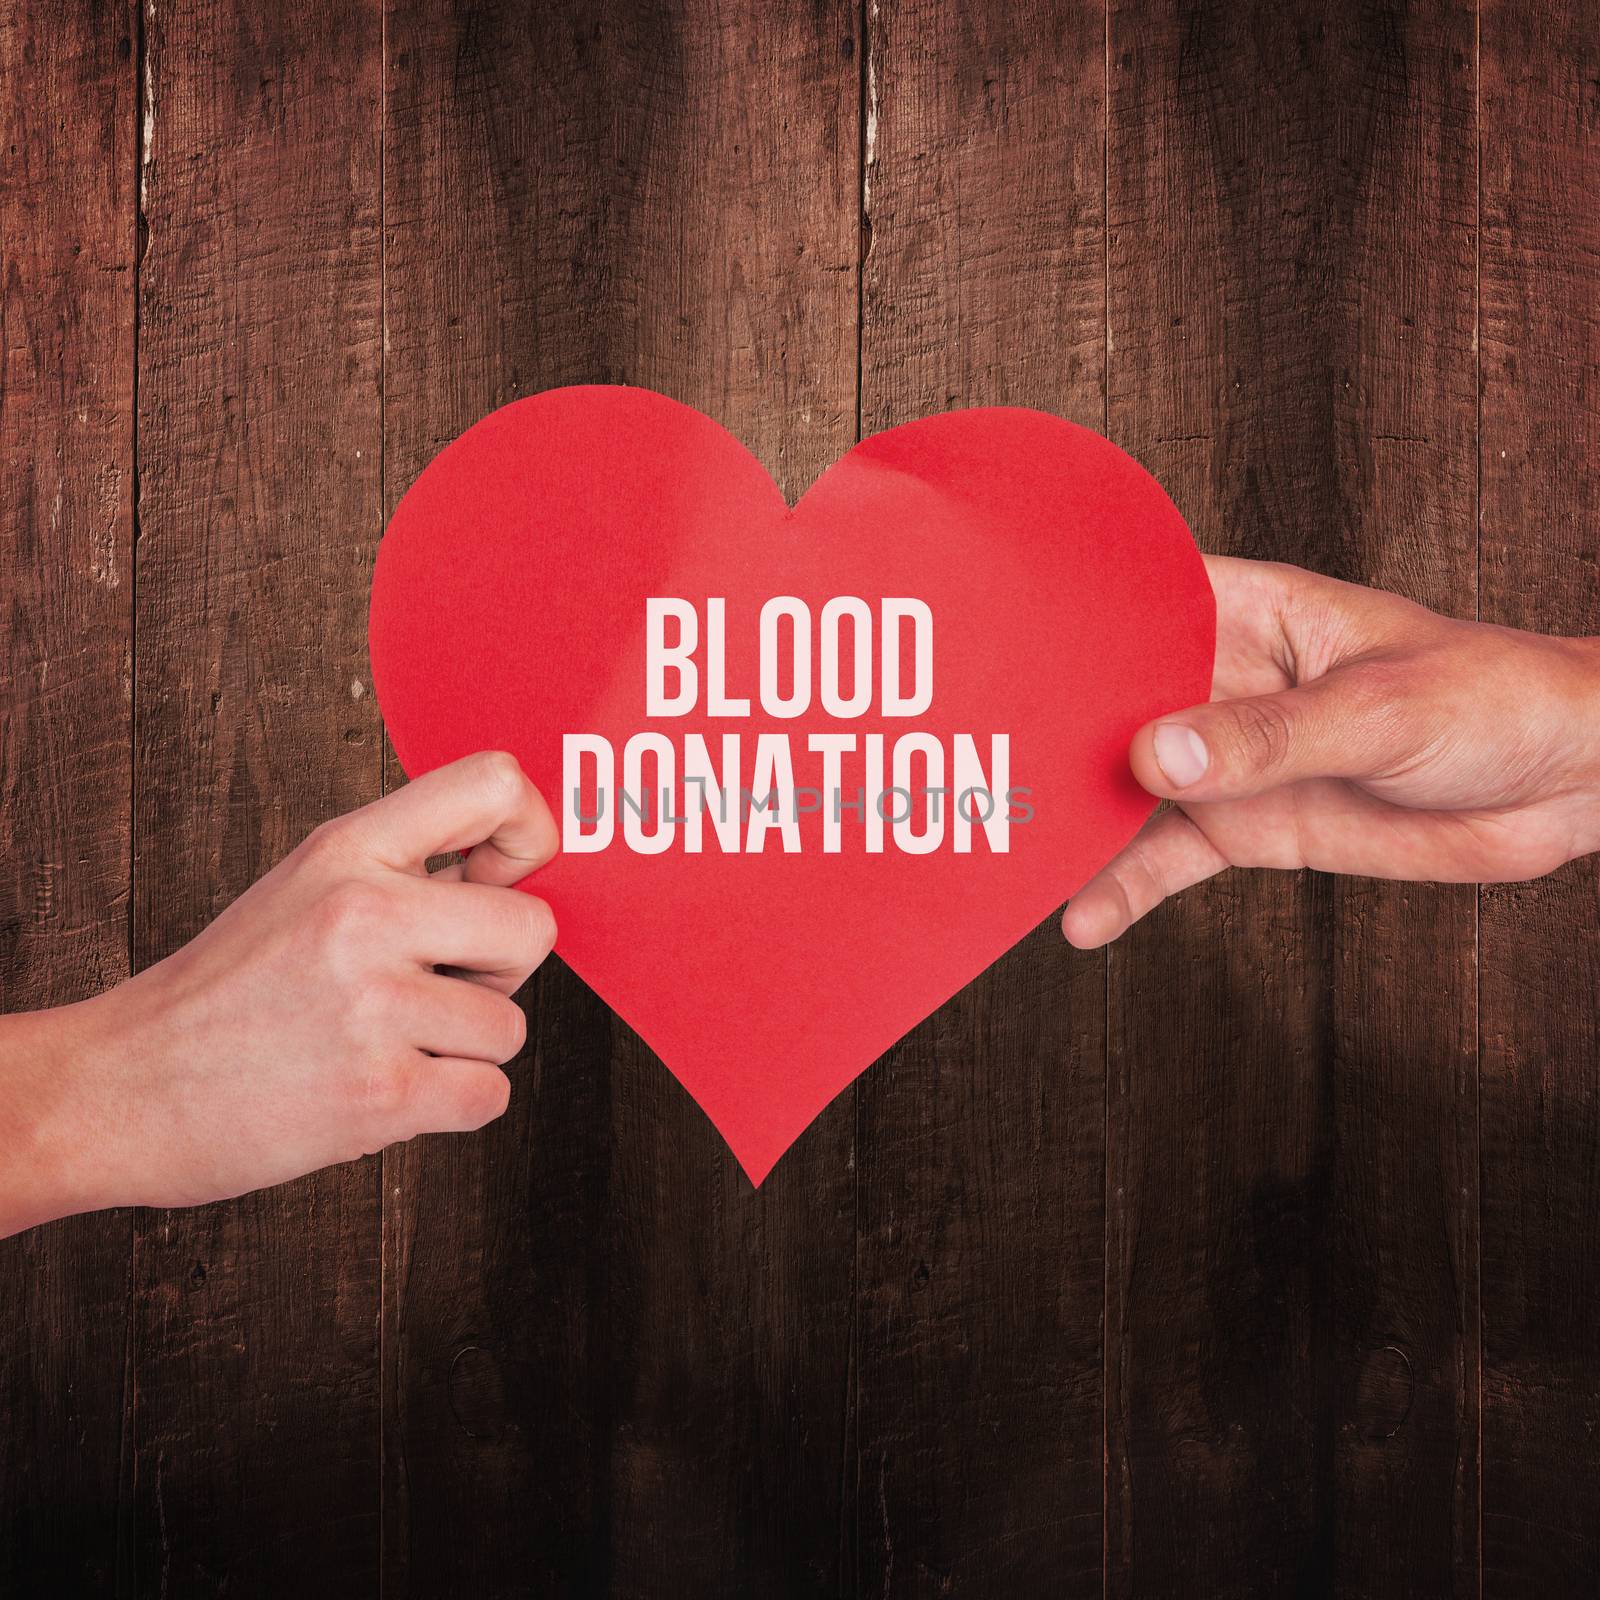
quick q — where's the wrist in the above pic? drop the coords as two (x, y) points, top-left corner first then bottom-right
(1550, 633), (1600, 854)
(0, 992), (132, 1236)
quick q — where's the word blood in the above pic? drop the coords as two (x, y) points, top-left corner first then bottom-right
(562, 597), (1028, 856)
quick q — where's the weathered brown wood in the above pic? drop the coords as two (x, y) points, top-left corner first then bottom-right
(852, 1), (1110, 1592)
(130, 0), (385, 1591)
(379, 2), (861, 1592)
(6, 0), (1600, 1589)
(0, 1), (137, 1589)
(378, 6), (619, 1589)
(1479, 0), (1600, 1590)
(1105, 0), (1479, 1593)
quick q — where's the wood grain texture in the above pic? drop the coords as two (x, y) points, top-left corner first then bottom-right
(1479, 0), (1600, 1591)
(0, 1), (137, 1590)
(6, 0), (1600, 1591)
(379, 3), (861, 1594)
(130, 0), (384, 1591)
(853, 2), (1109, 1592)
(378, 3), (625, 1590)
(1105, 0), (1479, 1593)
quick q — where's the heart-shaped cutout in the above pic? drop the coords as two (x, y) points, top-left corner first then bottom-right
(370, 387), (1213, 1183)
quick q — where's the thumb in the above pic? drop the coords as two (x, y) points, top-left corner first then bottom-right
(1130, 676), (1388, 802)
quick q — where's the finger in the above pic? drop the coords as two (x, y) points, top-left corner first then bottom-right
(398, 1053), (513, 1135)
(409, 972), (529, 1064)
(391, 877), (556, 987)
(1202, 554), (1303, 699)
(347, 752), (559, 882)
(1202, 552), (1317, 612)
(1129, 670), (1402, 804)
(1061, 808), (1229, 948)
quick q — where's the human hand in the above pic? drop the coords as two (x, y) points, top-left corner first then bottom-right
(0, 752), (557, 1235)
(1062, 556), (1600, 949)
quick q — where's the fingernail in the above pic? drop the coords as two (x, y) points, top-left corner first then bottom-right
(1153, 723), (1209, 789)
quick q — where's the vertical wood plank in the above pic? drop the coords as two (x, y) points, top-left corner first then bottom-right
(1479, 0), (1600, 1590)
(380, 3), (861, 1593)
(131, 0), (384, 1590)
(1105, 0), (1479, 1593)
(0, 1), (138, 1589)
(852, 2), (1109, 1593)
(378, 10), (621, 1588)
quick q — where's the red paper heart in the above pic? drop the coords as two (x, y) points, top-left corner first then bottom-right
(370, 387), (1213, 1184)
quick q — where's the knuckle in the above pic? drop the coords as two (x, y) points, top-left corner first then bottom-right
(314, 877), (392, 947)
(1348, 659), (1417, 734)
(360, 1056), (415, 1123)
(1120, 838), (1167, 907)
(493, 997), (529, 1063)
(1258, 558), (1314, 588)
(456, 1066), (511, 1129)
(359, 973), (416, 1036)
(1342, 654), (1409, 712)
(1341, 665), (1416, 758)
(1227, 697), (1295, 775)
(300, 814), (356, 866)
(473, 749), (528, 802)
(517, 895), (557, 961)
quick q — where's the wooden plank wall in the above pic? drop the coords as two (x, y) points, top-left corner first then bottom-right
(1106, 3), (1480, 1594)
(0, 2), (137, 1591)
(129, 1), (386, 1589)
(1479, 0), (1600, 1587)
(0, 1), (1597, 1594)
